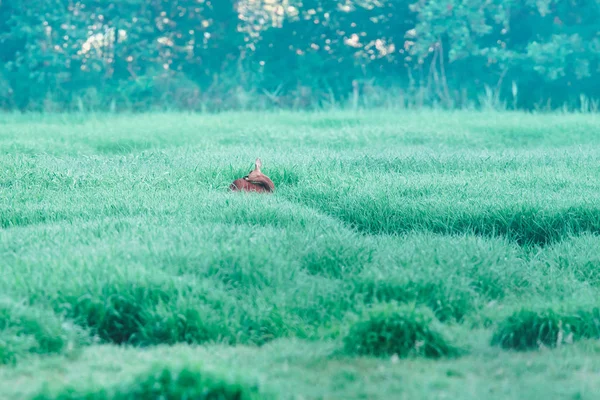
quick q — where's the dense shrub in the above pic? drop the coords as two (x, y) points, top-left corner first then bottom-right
(343, 303), (459, 359)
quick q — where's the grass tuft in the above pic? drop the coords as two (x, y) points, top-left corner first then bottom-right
(32, 365), (263, 400)
(492, 307), (600, 350)
(0, 299), (86, 364)
(59, 282), (221, 346)
(343, 303), (460, 358)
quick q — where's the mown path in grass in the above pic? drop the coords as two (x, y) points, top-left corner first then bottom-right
(1, 110), (600, 399)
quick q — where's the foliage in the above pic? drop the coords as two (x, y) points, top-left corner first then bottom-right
(0, 0), (598, 111)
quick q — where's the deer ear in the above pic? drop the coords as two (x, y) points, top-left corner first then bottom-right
(255, 158), (262, 170)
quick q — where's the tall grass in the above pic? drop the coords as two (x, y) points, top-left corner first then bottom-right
(1, 110), (600, 398)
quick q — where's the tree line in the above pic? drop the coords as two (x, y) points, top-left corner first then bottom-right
(0, 0), (598, 112)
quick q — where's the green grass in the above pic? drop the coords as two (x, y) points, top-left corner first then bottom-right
(1, 109), (600, 399)
(492, 306), (600, 351)
(32, 364), (263, 400)
(343, 303), (460, 358)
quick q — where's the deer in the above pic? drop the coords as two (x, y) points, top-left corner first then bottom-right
(230, 158), (275, 193)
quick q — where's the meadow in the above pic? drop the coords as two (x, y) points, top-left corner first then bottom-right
(1, 110), (600, 399)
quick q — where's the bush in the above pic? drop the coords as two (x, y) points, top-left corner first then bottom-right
(33, 366), (264, 400)
(0, 299), (86, 364)
(343, 303), (459, 359)
(492, 307), (600, 350)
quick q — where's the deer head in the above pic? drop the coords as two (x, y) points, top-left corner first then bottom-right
(230, 158), (275, 193)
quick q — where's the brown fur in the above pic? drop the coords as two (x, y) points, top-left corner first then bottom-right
(230, 158), (275, 193)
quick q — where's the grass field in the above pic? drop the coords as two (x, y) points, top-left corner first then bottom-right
(1, 110), (600, 399)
